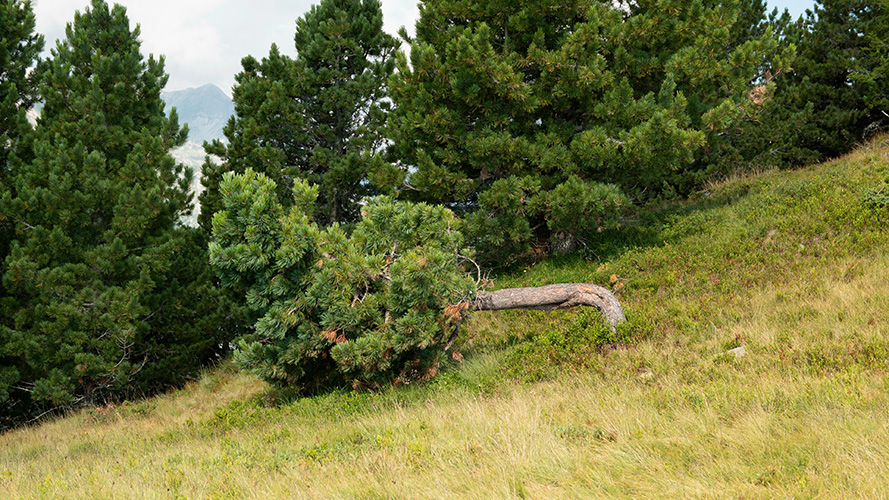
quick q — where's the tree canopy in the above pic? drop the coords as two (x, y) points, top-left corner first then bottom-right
(757, 0), (887, 165)
(0, 0), (231, 422)
(388, 0), (789, 262)
(210, 169), (475, 389)
(1, 0), (885, 420)
(200, 0), (401, 232)
(0, 0), (43, 172)
(210, 168), (627, 390)
(0, 0), (44, 327)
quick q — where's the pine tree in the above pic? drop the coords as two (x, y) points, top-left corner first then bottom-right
(762, 0), (885, 165)
(697, 3), (799, 172)
(200, 0), (401, 231)
(0, 0), (42, 171)
(0, 0), (44, 412)
(0, 0), (229, 423)
(210, 170), (624, 391)
(389, 0), (786, 261)
(856, 1), (888, 123)
(211, 169), (475, 389)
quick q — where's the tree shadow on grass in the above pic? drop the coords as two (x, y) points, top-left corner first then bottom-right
(489, 178), (758, 289)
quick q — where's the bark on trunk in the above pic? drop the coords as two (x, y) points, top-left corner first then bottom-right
(473, 283), (626, 329)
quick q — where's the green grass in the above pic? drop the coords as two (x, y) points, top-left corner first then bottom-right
(3, 136), (889, 498)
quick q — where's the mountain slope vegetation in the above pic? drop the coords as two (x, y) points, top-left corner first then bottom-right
(2, 136), (888, 499)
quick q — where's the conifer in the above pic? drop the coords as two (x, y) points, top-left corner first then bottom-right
(211, 170), (625, 390)
(211, 169), (475, 389)
(389, 0), (786, 261)
(762, 0), (886, 164)
(0, 0), (43, 344)
(0, 0), (42, 171)
(1, 0), (230, 422)
(200, 0), (401, 231)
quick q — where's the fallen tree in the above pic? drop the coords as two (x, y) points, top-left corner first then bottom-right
(210, 169), (625, 391)
(474, 283), (625, 327)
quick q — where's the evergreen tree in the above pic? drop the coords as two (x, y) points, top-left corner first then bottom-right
(200, 0), (401, 231)
(0, 0), (44, 413)
(0, 0), (229, 423)
(762, 0), (886, 165)
(0, 0), (44, 327)
(211, 169), (475, 389)
(389, 0), (786, 261)
(856, 1), (888, 123)
(0, 0), (42, 171)
(211, 169), (625, 391)
(698, 4), (798, 172)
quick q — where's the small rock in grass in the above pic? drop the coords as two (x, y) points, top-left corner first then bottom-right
(725, 346), (746, 359)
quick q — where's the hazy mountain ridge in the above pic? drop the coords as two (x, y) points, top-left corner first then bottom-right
(161, 84), (233, 226)
(161, 83), (232, 174)
(161, 83), (234, 145)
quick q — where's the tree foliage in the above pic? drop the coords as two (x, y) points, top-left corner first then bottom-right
(760, 0), (888, 165)
(0, 0), (878, 417)
(0, 0), (231, 423)
(0, 0), (44, 317)
(210, 169), (475, 390)
(200, 0), (401, 232)
(860, 2), (889, 117)
(0, 0), (42, 169)
(388, 0), (788, 262)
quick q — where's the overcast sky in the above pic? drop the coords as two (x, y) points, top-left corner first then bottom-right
(33, 0), (816, 96)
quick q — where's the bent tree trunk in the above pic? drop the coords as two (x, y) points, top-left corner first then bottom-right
(473, 283), (626, 329)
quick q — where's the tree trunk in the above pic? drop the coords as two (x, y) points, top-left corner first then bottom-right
(473, 283), (626, 329)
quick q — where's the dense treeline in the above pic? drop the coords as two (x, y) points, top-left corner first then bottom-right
(205, 0), (887, 393)
(0, 0), (245, 427)
(0, 0), (885, 425)
(389, 0), (792, 260)
(761, 0), (887, 165)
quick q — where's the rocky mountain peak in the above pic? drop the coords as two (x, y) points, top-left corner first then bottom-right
(161, 83), (234, 145)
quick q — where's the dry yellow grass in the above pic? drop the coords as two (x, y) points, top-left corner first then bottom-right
(4, 272), (889, 500)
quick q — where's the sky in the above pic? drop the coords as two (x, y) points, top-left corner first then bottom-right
(33, 0), (817, 96)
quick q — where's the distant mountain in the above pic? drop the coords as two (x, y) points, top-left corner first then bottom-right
(161, 83), (234, 145)
(160, 84), (234, 226)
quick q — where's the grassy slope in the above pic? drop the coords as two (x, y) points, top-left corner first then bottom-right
(3, 137), (889, 499)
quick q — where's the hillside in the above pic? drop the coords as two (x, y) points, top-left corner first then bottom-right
(2, 137), (889, 498)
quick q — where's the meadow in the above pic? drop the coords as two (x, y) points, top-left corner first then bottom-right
(3, 136), (889, 499)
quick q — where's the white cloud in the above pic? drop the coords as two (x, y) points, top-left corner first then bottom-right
(32, 0), (416, 93)
(382, 0), (420, 38)
(35, 0), (420, 94)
